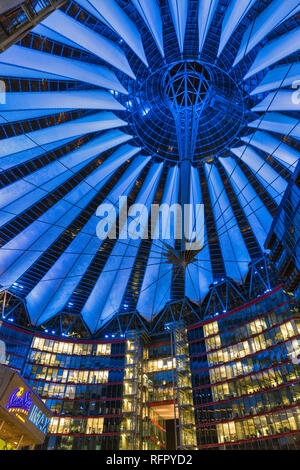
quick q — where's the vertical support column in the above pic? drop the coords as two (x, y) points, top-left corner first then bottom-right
(120, 331), (145, 450)
(165, 62), (210, 252)
(1, 290), (7, 319)
(180, 158), (191, 250)
(16, 434), (24, 450)
(166, 321), (197, 450)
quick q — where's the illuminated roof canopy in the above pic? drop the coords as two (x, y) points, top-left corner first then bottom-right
(0, 0), (299, 336)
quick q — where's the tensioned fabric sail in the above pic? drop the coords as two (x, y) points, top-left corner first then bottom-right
(0, 0), (299, 334)
(249, 113), (300, 140)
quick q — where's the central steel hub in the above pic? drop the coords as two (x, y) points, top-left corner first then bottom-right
(164, 61), (211, 109)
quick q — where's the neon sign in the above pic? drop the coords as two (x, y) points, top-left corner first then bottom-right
(6, 387), (33, 416)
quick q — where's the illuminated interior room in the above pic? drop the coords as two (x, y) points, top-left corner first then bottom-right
(0, 0), (299, 450)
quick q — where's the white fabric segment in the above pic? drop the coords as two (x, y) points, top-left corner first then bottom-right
(185, 166), (213, 302)
(0, 90), (125, 111)
(0, 45), (128, 93)
(251, 90), (300, 112)
(218, 0), (256, 57)
(1, 144), (141, 298)
(76, 0), (148, 66)
(219, 156), (272, 251)
(0, 137), (80, 170)
(244, 27), (300, 79)
(0, 130), (132, 227)
(204, 163), (251, 281)
(25, 154), (148, 327)
(0, 63), (75, 81)
(0, 109), (71, 124)
(41, 10), (135, 79)
(234, 0), (300, 66)
(82, 162), (164, 333)
(0, 112), (127, 168)
(131, 0), (164, 57)
(250, 62), (300, 95)
(241, 131), (299, 169)
(248, 112), (300, 140)
(231, 145), (287, 203)
(198, 0), (219, 54)
(0, 202), (85, 293)
(32, 24), (81, 49)
(168, 0), (188, 53)
(137, 165), (180, 320)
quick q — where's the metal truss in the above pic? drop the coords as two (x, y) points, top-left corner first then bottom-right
(164, 61), (211, 163)
(201, 277), (247, 319)
(0, 290), (30, 325)
(0, 255), (278, 337)
(246, 255), (273, 298)
(151, 297), (201, 333)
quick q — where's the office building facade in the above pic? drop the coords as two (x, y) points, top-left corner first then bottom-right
(0, 0), (299, 450)
(0, 286), (299, 450)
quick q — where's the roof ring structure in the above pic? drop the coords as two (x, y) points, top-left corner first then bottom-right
(164, 61), (211, 107)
